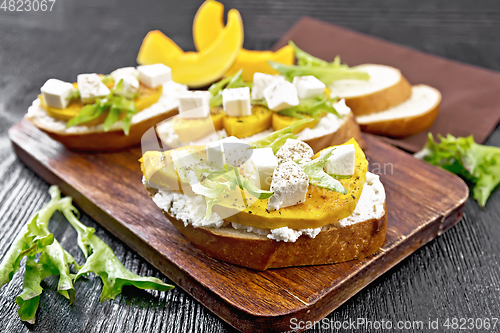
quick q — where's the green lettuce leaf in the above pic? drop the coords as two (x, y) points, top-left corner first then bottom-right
(250, 118), (314, 153)
(278, 95), (340, 119)
(208, 69), (252, 108)
(290, 41), (347, 68)
(296, 147), (347, 194)
(66, 78), (138, 135)
(268, 41), (369, 85)
(269, 61), (370, 86)
(15, 244), (79, 324)
(65, 89), (80, 102)
(415, 133), (500, 207)
(57, 195), (174, 301)
(0, 186), (175, 324)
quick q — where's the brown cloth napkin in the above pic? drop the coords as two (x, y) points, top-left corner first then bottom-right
(272, 17), (500, 152)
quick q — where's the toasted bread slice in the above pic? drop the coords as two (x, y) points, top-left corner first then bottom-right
(25, 85), (184, 151)
(329, 64), (412, 116)
(303, 112), (365, 152)
(356, 85), (441, 138)
(145, 172), (387, 271)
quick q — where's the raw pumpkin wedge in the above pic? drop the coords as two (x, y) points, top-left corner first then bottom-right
(224, 47), (295, 82)
(137, 9), (244, 88)
(193, 0), (294, 81)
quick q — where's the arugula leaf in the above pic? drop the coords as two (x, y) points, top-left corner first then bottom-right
(415, 133), (500, 207)
(296, 147), (347, 194)
(57, 196), (174, 301)
(250, 118), (314, 153)
(208, 69), (251, 108)
(278, 95), (340, 119)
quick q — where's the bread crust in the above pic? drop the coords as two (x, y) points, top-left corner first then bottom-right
(31, 108), (178, 151)
(304, 112), (365, 152)
(344, 69), (412, 117)
(358, 85), (441, 138)
(147, 186), (386, 271)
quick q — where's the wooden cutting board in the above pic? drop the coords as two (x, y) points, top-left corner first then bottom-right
(9, 120), (468, 333)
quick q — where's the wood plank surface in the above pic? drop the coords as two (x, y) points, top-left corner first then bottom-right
(1, 1), (500, 332)
(8, 120), (468, 331)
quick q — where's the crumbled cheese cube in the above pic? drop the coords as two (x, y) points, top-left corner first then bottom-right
(178, 91), (211, 118)
(268, 161), (309, 211)
(77, 73), (111, 104)
(292, 75), (326, 98)
(222, 87), (252, 117)
(113, 74), (139, 99)
(251, 73), (285, 99)
(40, 78), (76, 109)
(137, 64), (172, 88)
(110, 67), (139, 80)
(206, 136), (251, 168)
(275, 138), (314, 164)
(323, 144), (356, 176)
(333, 98), (351, 116)
(243, 148), (278, 191)
(263, 80), (299, 111)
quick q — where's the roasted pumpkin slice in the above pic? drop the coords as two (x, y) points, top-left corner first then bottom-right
(222, 105), (273, 138)
(225, 139), (368, 229)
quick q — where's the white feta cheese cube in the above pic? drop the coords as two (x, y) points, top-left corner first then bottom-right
(263, 80), (299, 111)
(292, 75), (326, 98)
(113, 74), (139, 99)
(40, 78), (76, 109)
(206, 141), (224, 169)
(333, 98), (351, 116)
(244, 148), (278, 191)
(178, 91), (211, 118)
(137, 64), (172, 88)
(268, 161), (309, 211)
(220, 136), (252, 167)
(251, 73), (285, 99)
(275, 138), (313, 164)
(77, 74), (111, 104)
(110, 67), (139, 80)
(206, 136), (251, 169)
(222, 87), (252, 117)
(324, 144), (355, 176)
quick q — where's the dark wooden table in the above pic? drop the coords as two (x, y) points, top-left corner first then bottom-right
(1, 1), (499, 332)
